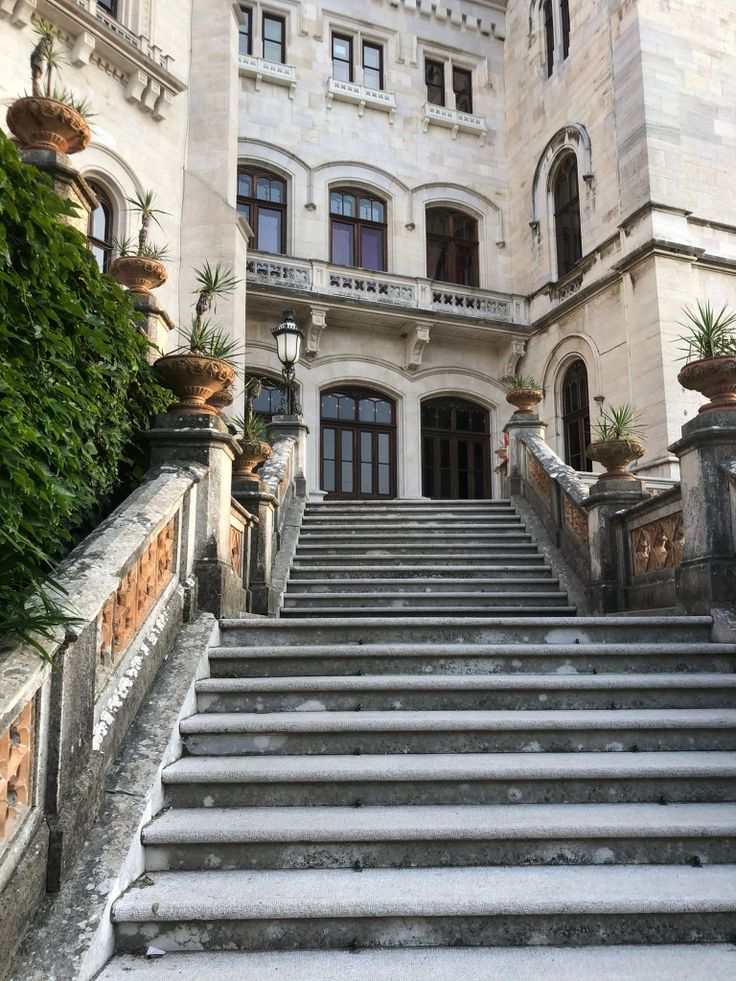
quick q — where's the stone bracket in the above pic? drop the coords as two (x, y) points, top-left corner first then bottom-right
(304, 304), (329, 358)
(404, 321), (431, 371)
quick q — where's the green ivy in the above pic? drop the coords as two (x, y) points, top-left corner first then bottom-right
(0, 131), (170, 656)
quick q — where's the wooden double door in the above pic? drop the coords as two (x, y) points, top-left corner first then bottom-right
(321, 387), (396, 499)
(421, 396), (492, 500)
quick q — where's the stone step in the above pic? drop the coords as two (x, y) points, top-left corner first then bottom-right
(291, 552), (547, 567)
(288, 564), (554, 580)
(282, 591), (568, 609)
(208, 642), (736, 678)
(162, 751), (736, 807)
(281, 605), (579, 619)
(143, 802), (736, 872)
(94, 945), (736, 981)
(284, 579), (562, 595)
(111, 865), (736, 951)
(297, 531), (534, 542)
(306, 500), (513, 511)
(195, 673), (736, 712)
(300, 519), (524, 530)
(294, 545), (543, 558)
(180, 708), (736, 756)
(217, 616), (715, 648)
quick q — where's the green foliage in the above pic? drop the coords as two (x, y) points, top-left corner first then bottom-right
(678, 301), (736, 360)
(501, 373), (543, 392)
(591, 404), (645, 443)
(233, 413), (271, 445)
(28, 19), (90, 117)
(0, 132), (170, 656)
(181, 317), (244, 368)
(193, 260), (241, 325)
(125, 189), (167, 254)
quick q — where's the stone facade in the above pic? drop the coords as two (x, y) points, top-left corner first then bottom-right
(1, 0), (735, 494)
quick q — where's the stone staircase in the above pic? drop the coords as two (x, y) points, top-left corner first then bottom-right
(99, 500), (736, 979)
(281, 500), (575, 617)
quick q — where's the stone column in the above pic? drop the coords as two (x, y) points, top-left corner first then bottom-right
(20, 148), (97, 235)
(232, 477), (278, 615)
(145, 412), (246, 616)
(503, 412), (547, 495)
(584, 479), (649, 614)
(670, 410), (736, 613)
(270, 414), (309, 497)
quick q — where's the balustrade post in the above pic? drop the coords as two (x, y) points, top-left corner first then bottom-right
(503, 413), (546, 495)
(584, 478), (649, 614)
(670, 410), (736, 613)
(232, 479), (277, 615)
(270, 414), (309, 497)
(19, 148), (97, 237)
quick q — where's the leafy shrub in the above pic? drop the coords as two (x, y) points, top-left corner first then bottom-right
(0, 131), (170, 655)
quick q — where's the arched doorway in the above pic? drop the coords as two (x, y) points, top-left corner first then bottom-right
(321, 387), (396, 499)
(421, 397), (491, 499)
(562, 359), (592, 471)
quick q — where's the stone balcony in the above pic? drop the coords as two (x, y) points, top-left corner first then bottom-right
(421, 101), (488, 145)
(238, 54), (297, 98)
(245, 252), (528, 329)
(326, 77), (397, 122)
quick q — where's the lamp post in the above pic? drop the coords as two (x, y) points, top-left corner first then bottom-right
(272, 309), (303, 416)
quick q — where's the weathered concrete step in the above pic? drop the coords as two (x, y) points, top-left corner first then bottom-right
(217, 616), (715, 647)
(281, 605), (579, 619)
(196, 673), (736, 712)
(142, 802), (736, 871)
(162, 751), (736, 807)
(94, 945), (736, 981)
(306, 500), (513, 510)
(284, 580), (563, 596)
(298, 531), (533, 542)
(289, 565), (553, 580)
(292, 554), (547, 569)
(300, 520), (524, 530)
(208, 642), (736, 678)
(180, 708), (736, 755)
(294, 546), (542, 559)
(283, 593), (570, 612)
(112, 865), (736, 951)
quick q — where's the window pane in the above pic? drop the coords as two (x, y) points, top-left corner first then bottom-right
(90, 205), (107, 241)
(332, 35), (351, 80)
(322, 395), (339, 419)
(427, 239), (448, 281)
(425, 59), (445, 106)
(342, 194), (355, 217)
(426, 209), (449, 235)
(268, 179), (284, 203)
(363, 43), (380, 70)
(453, 67), (472, 114)
(372, 201), (385, 223)
(264, 15), (283, 41)
(323, 428), (335, 459)
(341, 429), (354, 459)
(323, 460), (335, 492)
(91, 243), (106, 269)
(338, 397), (356, 421)
(359, 400), (376, 423)
(364, 67), (380, 90)
(378, 432), (389, 464)
(238, 172), (252, 197)
(237, 202), (251, 224)
(330, 192), (343, 215)
(264, 35), (283, 62)
(454, 243), (479, 286)
(332, 221), (354, 266)
(239, 8), (251, 54)
(361, 226), (384, 271)
(360, 198), (372, 221)
(332, 36), (350, 60)
(452, 213), (477, 241)
(257, 208), (282, 254)
(360, 432), (373, 494)
(341, 462), (353, 492)
(376, 401), (392, 424)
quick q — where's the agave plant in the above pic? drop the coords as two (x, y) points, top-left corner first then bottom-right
(233, 412), (271, 445)
(193, 260), (241, 326)
(591, 404), (645, 443)
(125, 189), (168, 256)
(501, 373), (543, 391)
(182, 317), (244, 369)
(678, 301), (736, 361)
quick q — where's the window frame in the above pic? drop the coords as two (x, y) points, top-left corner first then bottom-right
(329, 187), (388, 272)
(452, 65), (473, 114)
(239, 5), (253, 55)
(362, 40), (383, 91)
(425, 58), (445, 107)
(425, 207), (480, 288)
(561, 359), (592, 473)
(262, 11), (286, 64)
(87, 181), (114, 273)
(237, 165), (288, 255)
(552, 153), (582, 278)
(331, 32), (354, 82)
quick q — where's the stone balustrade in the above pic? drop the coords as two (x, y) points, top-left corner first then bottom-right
(246, 251), (525, 324)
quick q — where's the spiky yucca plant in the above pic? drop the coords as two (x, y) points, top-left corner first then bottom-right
(501, 373), (543, 391)
(678, 301), (736, 361)
(125, 189), (167, 255)
(193, 260), (241, 326)
(591, 404), (645, 443)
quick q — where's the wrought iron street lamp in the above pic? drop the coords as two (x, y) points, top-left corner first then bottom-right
(272, 309), (303, 415)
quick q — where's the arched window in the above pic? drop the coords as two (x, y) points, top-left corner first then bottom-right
(87, 181), (114, 272)
(553, 153), (582, 277)
(543, 0), (554, 76)
(321, 387), (396, 498)
(562, 359), (591, 472)
(237, 166), (286, 255)
(426, 208), (479, 287)
(330, 189), (387, 271)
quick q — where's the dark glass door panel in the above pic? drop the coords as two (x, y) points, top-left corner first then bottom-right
(321, 388), (396, 499)
(421, 397), (491, 500)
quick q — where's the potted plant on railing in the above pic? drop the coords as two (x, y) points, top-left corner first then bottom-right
(6, 20), (92, 155)
(153, 261), (242, 414)
(110, 190), (169, 294)
(586, 404), (645, 480)
(677, 301), (736, 413)
(502, 374), (544, 414)
(232, 377), (273, 477)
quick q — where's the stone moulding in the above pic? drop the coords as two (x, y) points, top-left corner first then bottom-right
(631, 512), (685, 577)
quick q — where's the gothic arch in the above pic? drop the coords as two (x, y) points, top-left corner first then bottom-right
(530, 123), (593, 227)
(541, 334), (601, 459)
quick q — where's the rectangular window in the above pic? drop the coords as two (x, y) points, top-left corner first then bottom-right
(331, 221), (355, 266)
(362, 41), (383, 91)
(360, 226), (384, 271)
(263, 13), (285, 64)
(452, 67), (472, 114)
(544, 0), (554, 76)
(425, 59), (445, 106)
(332, 34), (353, 81)
(239, 6), (252, 55)
(257, 209), (283, 254)
(561, 0), (571, 59)
(97, 0), (118, 18)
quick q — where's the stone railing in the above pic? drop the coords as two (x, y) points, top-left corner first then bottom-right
(238, 54), (297, 96)
(513, 429), (591, 585)
(246, 252), (525, 325)
(326, 77), (397, 121)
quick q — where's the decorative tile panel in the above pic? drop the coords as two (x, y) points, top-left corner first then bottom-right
(229, 525), (244, 578)
(563, 493), (589, 547)
(0, 697), (35, 854)
(527, 454), (551, 503)
(632, 513), (685, 576)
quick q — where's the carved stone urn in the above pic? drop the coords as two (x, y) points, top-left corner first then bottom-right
(6, 97), (90, 154)
(233, 438), (272, 478)
(207, 388), (234, 416)
(109, 256), (167, 294)
(153, 353), (236, 415)
(678, 356), (736, 413)
(506, 388), (543, 415)
(586, 438), (645, 480)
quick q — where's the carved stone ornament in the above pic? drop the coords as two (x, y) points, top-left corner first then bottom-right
(678, 356), (736, 413)
(229, 524), (244, 576)
(110, 255), (168, 294)
(632, 512), (685, 576)
(507, 388), (543, 414)
(153, 353), (236, 414)
(6, 96), (91, 154)
(0, 697), (35, 850)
